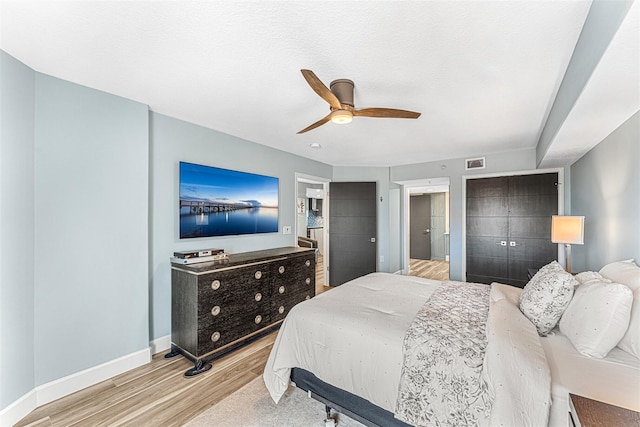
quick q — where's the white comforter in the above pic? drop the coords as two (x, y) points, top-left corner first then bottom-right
(263, 273), (551, 426)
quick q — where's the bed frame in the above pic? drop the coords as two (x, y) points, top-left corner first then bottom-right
(291, 368), (412, 427)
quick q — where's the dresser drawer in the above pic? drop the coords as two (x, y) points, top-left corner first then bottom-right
(196, 303), (270, 355)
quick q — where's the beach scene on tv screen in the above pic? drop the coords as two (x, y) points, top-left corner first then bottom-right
(179, 162), (279, 238)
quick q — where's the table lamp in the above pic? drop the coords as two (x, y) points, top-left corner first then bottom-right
(551, 215), (585, 274)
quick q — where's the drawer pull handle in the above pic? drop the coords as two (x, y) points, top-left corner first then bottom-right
(211, 280), (221, 290)
(255, 315), (262, 324)
(305, 295), (311, 300)
(255, 271), (262, 280)
(211, 331), (221, 342)
(278, 306), (285, 314)
(279, 286), (285, 294)
(305, 278), (311, 285)
(305, 260), (311, 267)
(211, 306), (221, 316)
(279, 266), (285, 274)
(255, 293), (262, 302)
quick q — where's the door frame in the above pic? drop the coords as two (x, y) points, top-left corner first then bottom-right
(461, 167), (565, 281)
(295, 172), (331, 285)
(399, 177), (451, 275)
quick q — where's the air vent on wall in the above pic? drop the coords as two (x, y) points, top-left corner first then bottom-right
(465, 157), (485, 170)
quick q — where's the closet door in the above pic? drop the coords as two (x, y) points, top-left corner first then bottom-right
(466, 177), (509, 285)
(466, 173), (558, 288)
(507, 173), (558, 287)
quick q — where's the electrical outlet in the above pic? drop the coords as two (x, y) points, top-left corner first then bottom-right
(380, 255), (384, 263)
(283, 226), (292, 234)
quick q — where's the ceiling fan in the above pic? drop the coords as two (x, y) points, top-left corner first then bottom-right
(297, 69), (421, 134)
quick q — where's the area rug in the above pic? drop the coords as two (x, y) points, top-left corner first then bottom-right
(184, 376), (365, 427)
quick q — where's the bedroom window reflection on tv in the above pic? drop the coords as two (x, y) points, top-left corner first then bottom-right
(179, 162), (279, 238)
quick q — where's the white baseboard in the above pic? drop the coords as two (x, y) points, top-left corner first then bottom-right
(36, 348), (150, 406)
(150, 334), (171, 355)
(0, 389), (37, 427)
(0, 348), (150, 427)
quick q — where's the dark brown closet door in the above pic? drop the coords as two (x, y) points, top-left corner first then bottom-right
(466, 173), (558, 288)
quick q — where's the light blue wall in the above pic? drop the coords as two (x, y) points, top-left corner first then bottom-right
(149, 112), (332, 340)
(391, 149), (537, 280)
(0, 51), (36, 410)
(33, 74), (150, 384)
(570, 112), (640, 272)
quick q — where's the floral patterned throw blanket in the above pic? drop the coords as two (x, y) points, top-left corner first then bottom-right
(395, 281), (492, 427)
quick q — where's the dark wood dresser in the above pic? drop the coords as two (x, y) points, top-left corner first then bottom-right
(168, 246), (316, 376)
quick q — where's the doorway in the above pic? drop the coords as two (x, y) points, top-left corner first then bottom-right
(295, 173), (330, 292)
(401, 178), (451, 281)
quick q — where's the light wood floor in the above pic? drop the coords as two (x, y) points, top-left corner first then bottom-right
(15, 333), (278, 427)
(409, 258), (450, 281)
(316, 253), (330, 294)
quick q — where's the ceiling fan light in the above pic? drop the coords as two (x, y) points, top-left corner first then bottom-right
(330, 110), (353, 125)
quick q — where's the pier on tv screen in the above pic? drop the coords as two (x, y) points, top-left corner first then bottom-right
(179, 162), (279, 238)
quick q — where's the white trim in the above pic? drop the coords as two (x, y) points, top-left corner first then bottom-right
(150, 334), (171, 355)
(461, 167), (565, 281)
(400, 177), (451, 276)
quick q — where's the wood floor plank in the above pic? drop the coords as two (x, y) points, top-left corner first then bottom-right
(409, 259), (450, 281)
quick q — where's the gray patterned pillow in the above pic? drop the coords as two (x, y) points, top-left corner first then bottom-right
(519, 261), (578, 336)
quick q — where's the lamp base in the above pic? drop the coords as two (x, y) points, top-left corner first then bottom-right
(564, 244), (573, 274)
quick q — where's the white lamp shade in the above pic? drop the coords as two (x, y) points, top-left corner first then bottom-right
(551, 215), (585, 244)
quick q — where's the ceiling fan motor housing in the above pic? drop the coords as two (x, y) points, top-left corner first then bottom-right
(330, 79), (355, 107)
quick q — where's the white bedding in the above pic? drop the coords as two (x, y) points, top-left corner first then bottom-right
(263, 273), (553, 426)
(541, 330), (640, 426)
(264, 273), (440, 412)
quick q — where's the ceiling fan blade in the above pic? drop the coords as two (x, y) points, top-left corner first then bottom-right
(297, 113), (332, 134)
(301, 69), (342, 110)
(354, 108), (421, 119)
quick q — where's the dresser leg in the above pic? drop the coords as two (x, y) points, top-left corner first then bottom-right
(184, 358), (212, 377)
(164, 344), (181, 359)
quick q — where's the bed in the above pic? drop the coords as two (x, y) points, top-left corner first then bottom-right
(263, 261), (640, 426)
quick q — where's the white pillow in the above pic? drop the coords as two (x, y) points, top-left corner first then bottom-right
(519, 261), (577, 336)
(574, 271), (611, 285)
(600, 259), (640, 288)
(559, 281), (633, 358)
(600, 259), (640, 358)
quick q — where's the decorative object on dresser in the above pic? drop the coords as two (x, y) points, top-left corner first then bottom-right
(569, 393), (640, 427)
(170, 251), (229, 265)
(551, 215), (585, 274)
(167, 247), (316, 376)
(173, 248), (225, 259)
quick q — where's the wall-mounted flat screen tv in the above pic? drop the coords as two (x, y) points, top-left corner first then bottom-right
(179, 162), (279, 238)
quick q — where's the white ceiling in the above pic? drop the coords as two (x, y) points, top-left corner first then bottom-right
(1, 1), (637, 167)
